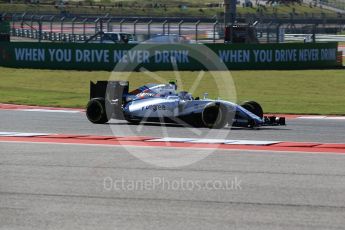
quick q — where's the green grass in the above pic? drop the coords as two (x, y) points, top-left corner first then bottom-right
(0, 2), (337, 18)
(321, 0), (345, 10)
(1, 67), (345, 114)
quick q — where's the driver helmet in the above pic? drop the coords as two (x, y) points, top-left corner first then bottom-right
(178, 91), (193, 100)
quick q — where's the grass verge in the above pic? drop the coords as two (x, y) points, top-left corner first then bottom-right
(0, 2), (336, 18)
(0, 67), (345, 114)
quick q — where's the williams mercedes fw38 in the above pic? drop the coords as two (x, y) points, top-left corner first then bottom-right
(86, 81), (285, 128)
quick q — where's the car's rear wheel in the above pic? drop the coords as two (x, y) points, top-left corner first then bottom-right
(86, 98), (109, 124)
(241, 101), (263, 119)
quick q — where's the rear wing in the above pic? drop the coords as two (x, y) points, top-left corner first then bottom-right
(90, 81), (129, 100)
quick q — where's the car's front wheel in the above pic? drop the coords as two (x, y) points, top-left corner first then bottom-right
(241, 101), (263, 119)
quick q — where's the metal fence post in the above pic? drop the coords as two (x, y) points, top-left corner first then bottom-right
(49, 16), (54, 34)
(147, 20), (152, 39)
(72, 17), (76, 35)
(21, 13), (25, 29)
(106, 18), (112, 32)
(178, 20), (183, 36)
(213, 20), (218, 43)
(30, 15), (34, 30)
(60, 17), (65, 35)
(163, 20), (167, 35)
(276, 23), (280, 43)
(133, 19), (138, 36)
(120, 19), (125, 32)
(95, 18), (99, 33)
(195, 20), (200, 42)
(82, 18), (87, 37)
(38, 16), (43, 42)
(266, 22), (272, 43)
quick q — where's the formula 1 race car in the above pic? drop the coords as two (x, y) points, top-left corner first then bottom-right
(86, 81), (285, 129)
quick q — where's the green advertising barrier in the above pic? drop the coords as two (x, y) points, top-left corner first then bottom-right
(0, 42), (340, 71)
(0, 20), (10, 34)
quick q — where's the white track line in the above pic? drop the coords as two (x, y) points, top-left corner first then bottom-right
(0, 132), (281, 146)
(298, 116), (345, 120)
(20, 109), (81, 113)
(0, 132), (53, 137)
(146, 137), (197, 142)
(147, 138), (280, 145)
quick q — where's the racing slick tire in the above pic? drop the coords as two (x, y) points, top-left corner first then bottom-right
(241, 101), (264, 119)
(125, 118), (141, 125)
(86, 98), (109, 124)
(202, 102), (228, 129)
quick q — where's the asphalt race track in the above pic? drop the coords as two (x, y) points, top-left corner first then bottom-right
(1, 109), (345, 230)
(0, 109), (344, 142)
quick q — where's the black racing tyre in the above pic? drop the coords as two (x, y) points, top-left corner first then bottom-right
(86, 98), (109, 124)
(125, 118), (141, 125)
(241, 101), (263, 119)
(247, 119), (256, 128)
(201, 103), (228, 129)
